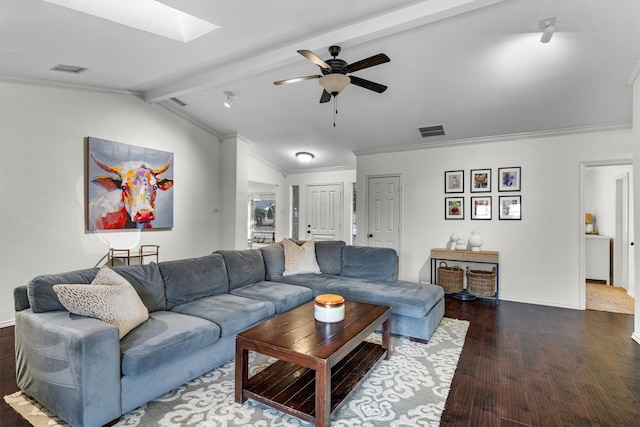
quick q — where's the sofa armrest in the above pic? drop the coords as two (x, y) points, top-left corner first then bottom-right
(15, 309), (122, 427)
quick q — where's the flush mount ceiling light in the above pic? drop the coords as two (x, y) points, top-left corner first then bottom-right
(539, 17), (556, 43)
(295, 152), (315, 164)
(43, 0), (219, 43)
(223, 91), (235, 108)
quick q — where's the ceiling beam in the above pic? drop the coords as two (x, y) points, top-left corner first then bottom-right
(144, 0), (506, 103)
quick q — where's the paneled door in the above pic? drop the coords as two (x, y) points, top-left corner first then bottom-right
(367, 175), (401, 249)
(306, 184), (342, 240)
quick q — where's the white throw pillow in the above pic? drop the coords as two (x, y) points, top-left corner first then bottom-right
(283, 238), (321, 276)
(53, 267), (149, 339)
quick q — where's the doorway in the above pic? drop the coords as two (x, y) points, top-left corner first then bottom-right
(582, 162), (634, 314)
(305, 183), (343, 240)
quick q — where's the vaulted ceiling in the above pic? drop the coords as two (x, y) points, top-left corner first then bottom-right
(2, 0), (639, 171)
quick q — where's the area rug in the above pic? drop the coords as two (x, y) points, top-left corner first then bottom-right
(4, 317), (468, 427)
(586, 282), (634, 314)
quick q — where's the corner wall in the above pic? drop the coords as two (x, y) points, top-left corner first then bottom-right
(356, 126), (632, 309)
(0, 79), (222, 324)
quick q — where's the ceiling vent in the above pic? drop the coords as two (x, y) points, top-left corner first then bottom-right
(419, 124), (445, 137)
(50, 64), (88, 74)
(170, 97), (188, 107)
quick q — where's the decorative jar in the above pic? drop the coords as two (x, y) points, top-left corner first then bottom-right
(314, 294), (345, 323)
(468, 231), (483, 251)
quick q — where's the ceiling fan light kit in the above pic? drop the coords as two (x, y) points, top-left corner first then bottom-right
(319, 74), (351, 96)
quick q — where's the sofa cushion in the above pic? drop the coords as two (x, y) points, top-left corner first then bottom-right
(324, 277), (444, 318)
(52, 267), (149, 339)
(160, 254), (229, 310)
(111, 263), (166, 312)
(230, 281), (313, 313)
(171, 294), (275, 337)
(273, 274), (334, 295)
(28, 268), (98, 313)
(341, 246), (398, 283)
(120, 311), (220, 377)
(315, 240), (346, 275)
(216, 250), (266, 290)
(283, 239), (321, 276)
(261, 242), (285, 280)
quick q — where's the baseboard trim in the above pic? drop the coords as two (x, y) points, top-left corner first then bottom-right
(0, 319), (15, 328)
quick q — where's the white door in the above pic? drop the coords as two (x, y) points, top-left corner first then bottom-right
(367, 175), (401, 249)
(615, 173), (630, 290)
(306, 184), (342, 240)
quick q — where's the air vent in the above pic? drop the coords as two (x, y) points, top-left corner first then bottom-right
(419, 124), (445, 137)
(170, 97), (188, 107)
(50, 64), (88, 74)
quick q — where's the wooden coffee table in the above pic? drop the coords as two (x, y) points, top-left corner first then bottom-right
(235, 300), (391, 427)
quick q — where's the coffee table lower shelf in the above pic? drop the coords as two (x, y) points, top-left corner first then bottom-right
(242, 341), (386, 423)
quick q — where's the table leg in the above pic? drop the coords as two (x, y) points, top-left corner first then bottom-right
(234, 340), (248, 403)
(382, 317), (391, 360)
(315, 363), (331, 427)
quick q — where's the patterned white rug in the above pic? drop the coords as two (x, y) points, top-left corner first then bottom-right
(5, 318), (468, 427)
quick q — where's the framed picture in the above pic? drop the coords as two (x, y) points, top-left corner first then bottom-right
(445, 197), (464, 220)
(499, 195), (521, 220)
(471, 196), (492, 220)
(498, 167), (521, 191)
(470, 168), (491, 193)
(86, 137), (174, 231)
(444, 170), (464, 193)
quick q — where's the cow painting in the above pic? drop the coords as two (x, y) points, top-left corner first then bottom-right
(87, 138), (174, 230)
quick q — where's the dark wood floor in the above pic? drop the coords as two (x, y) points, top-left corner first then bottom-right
(2, 299), (638, 426)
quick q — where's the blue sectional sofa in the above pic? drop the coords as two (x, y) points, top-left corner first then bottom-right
(13, 240), (444, 427)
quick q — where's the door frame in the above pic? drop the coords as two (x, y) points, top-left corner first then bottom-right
(365, 173), (403, 271)
(579, 159), (633, 310)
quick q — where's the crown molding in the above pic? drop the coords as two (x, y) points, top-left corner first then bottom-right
(353, 123), (632, 156)
(286, 164), (356, 175)
(158, 101), (223, 140)
(0, 72), (143, 97)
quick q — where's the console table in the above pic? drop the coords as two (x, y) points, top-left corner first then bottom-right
(430, 248), (499, 304)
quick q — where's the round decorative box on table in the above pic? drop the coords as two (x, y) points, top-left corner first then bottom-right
(314, 294), (345, 323)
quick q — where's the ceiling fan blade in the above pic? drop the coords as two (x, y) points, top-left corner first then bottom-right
(349, 76), (388, 93)
(319, 90), (331, 103)
(345, 53), (390, 73)
(273, 75), (321, 85)
(297, 49), (331, 70)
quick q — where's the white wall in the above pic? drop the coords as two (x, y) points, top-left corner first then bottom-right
(0, 79), (222, 325)
(285, 168), (357, 243)
(356, 126), (633, 309)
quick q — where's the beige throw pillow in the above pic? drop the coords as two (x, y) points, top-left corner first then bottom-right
(283, 238), (321, 276)
(53, 267), (149, 339)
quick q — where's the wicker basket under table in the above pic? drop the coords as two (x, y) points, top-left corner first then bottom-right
(436, 262), (464, 293)
(466, 266), (496, 297)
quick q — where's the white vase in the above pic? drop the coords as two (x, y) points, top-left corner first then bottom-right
(468, 231), (483, 251)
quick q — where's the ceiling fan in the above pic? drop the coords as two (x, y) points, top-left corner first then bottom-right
(274, 45), (390, 103)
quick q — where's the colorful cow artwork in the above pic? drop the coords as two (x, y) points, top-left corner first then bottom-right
(87, 138), (174, 230)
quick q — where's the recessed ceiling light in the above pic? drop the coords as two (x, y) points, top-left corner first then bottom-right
(43, 0), (219, 43)
(51, 64), (88, 74)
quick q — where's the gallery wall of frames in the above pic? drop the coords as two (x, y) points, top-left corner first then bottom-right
(444, 167), (521, 221)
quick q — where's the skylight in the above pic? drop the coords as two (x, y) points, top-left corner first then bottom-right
(44, 0), (219, 43)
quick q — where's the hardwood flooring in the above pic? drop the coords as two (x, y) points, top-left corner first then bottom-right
(1, 298), (638, 426)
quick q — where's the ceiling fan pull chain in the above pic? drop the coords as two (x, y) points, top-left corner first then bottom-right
(334, 96), (338, 127)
